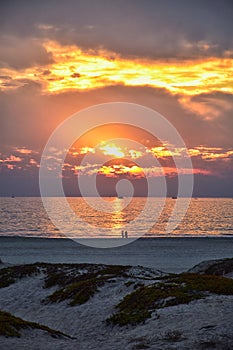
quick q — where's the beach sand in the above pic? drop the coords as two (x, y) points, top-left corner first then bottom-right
(0, 236), (233, 272)
(0, 237), (232, 349)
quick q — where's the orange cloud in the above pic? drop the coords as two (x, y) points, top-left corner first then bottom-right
(96, 164), (208, 178)
(29, 158), (39, 167)
(128, 150), (143, 159)
(15, 147), (33, 155)
(4, 155), (22, 162)
(188, 147), (233, 160)
(148, 146), (185, 158)
(98, 164), (143, 177)
(0, 40), (232, 101)
(62, 142), (233, 179)
(69, 147), (95, 156)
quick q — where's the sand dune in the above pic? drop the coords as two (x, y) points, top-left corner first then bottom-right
(0, 259), (232, 349)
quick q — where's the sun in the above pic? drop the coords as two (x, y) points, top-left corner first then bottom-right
(99, 143), (125, 158)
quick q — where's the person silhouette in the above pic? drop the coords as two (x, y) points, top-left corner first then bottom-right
(125, 230), (128, 238)
(121, 230), (124, 238)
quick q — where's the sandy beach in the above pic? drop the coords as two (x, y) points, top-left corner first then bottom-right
(0, 238), (232, 349)
(0, 236), (233, 273)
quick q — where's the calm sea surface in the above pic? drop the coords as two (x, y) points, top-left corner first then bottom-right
(0, 197), (232, 238)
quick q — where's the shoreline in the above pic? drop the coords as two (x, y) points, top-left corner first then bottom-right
(0, 235), (233, 240)
(0, 235), (232, 273)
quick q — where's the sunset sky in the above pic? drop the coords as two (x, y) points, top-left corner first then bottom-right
(0, 0), (233, 197)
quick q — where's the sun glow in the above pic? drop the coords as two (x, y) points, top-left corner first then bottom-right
(63, 141), (233, 180)
(99, 143), (125, 158)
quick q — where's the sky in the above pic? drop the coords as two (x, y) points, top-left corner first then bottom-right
(0, 0), (233, 197)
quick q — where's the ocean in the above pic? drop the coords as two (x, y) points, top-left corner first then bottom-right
(0, 197), (233, 272)
(0, 197), (232, 238)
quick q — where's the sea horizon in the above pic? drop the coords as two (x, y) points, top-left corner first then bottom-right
(1, 195), (233, 198)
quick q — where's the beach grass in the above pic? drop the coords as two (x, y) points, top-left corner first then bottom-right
(45, 263), (130, 305)
(107, 273), (233, 326)
(1, 261), (233, 329)
(0, 264), (39, 288)
(0, 310), (73, 338)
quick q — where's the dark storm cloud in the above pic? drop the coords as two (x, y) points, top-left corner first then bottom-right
(1, 0), (232, 60)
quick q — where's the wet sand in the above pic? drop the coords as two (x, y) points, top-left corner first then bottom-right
(0, 236), (232, 273)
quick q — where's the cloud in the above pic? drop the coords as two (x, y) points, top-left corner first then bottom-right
(0, 35), (53, 69)
(14, 147), (33, 155)
(71, 72), (81, 78)
(1, 84), (232, 154)
(0, 39), (231, 102)
(180, 92), (233, 120)
(188, 146), (233, 160)
(0, 1), (232, 197)
(0, 75), (11, 80)
(2, 155), (22, 162)
(61, 141), (233, 180)
(0, 146), (41, 174)
(42, 69), (51, 76)
(0, 1), (232, 60)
